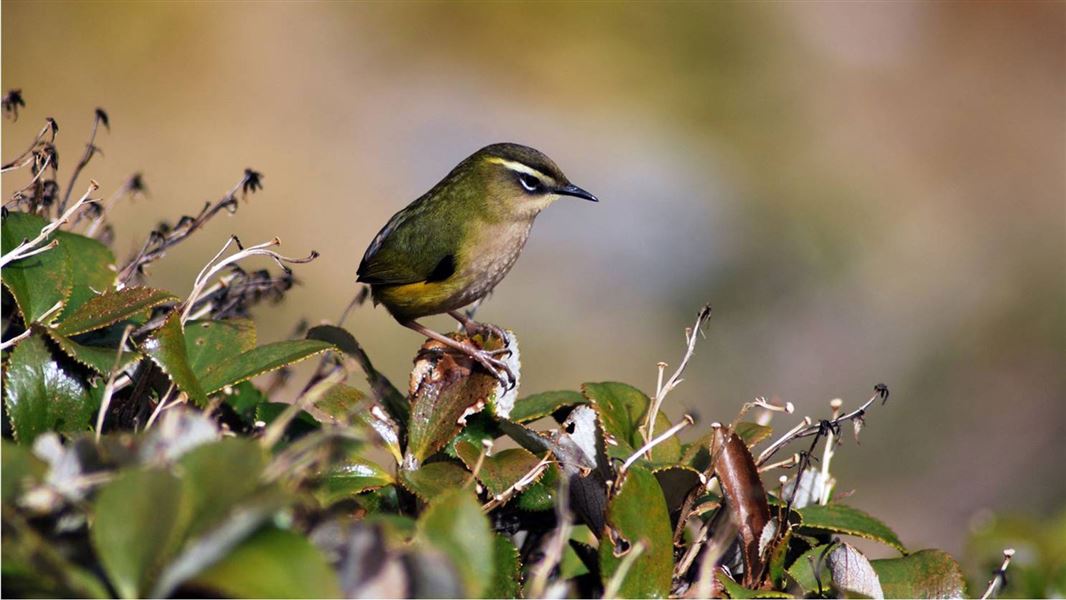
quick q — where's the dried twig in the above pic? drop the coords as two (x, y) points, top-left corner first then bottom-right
(1, 118), (58, 173)
(117, 169), (263, 283)
(622, 414), (696, 472)
(178, 236), (317, 324)
(756, 384), (888, 467)
(980, 548), (1015, 600)
(94, 325), (134, 442)
(58, 108), (108, 214)
(0, 182), (98, 269)
(641, 304), (711, 452)
(526, 476), (572, 598)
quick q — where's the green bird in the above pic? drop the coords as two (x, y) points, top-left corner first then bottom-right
(356, 142), (598, 386)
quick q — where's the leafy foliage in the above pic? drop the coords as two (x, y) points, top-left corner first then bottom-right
(1, 97), (983, 598)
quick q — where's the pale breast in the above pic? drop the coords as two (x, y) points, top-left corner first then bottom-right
(452, 221), (533, 307)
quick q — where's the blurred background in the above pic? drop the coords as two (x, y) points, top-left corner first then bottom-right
(4, 1), (1063, 566)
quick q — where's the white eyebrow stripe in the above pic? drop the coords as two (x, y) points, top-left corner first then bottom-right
(486, 157), (554, 184)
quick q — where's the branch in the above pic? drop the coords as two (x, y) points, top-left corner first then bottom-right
(0, 182), (98, 269)
(1, 118), (58, 173)
(641, 304), (711, 453)
(117, 169), (263, 283)
(58, 108), (108, 213)
(980, 548), (1015, 600)
(178, 236), (317, 324)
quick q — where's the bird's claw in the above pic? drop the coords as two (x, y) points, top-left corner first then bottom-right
(469, 349), (517, 390)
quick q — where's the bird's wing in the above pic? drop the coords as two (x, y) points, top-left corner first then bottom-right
(356, 201), (459, 285)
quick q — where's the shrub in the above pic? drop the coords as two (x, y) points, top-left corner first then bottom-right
(2, 95), (1006, 598)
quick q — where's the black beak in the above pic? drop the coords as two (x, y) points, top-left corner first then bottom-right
(556, 183), (599, 202)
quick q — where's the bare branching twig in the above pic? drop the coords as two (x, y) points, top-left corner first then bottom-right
(641, 304), (711, 454)
(980, 548), (1016, 600)
(58, 108), (109, 214)
(0, 182), (98, 269)
(117, 169), (263, 283)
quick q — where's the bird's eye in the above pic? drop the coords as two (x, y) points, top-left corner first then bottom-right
(518, 174), (542, 193)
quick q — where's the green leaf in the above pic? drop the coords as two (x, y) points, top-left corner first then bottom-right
(316, 383), (402, 464)
(3, 331), (95, 443)
(91, 468), (189, 599)
(178, 439), (269, 537)
(2, 212), (73, 323)
(183, 318), (256, 377)
(598, 466), (673, 598)
(54, 287), (176, 336)
(417, 488), (495, 597)
(198, 339), (332, 395)
(55, 228), (115, 319)
(786, 543), (833, 593)
(735, 421), (773, 447)
(0, 439), (46, 504)
(317, 455), (395, 505)
(797, 503), (906, 553)
(455, 439), (546, 498)
(187, 527), (341, 598)
(716, 571), (793, 598)
(399, 460), (471, 501)
(582, 381), (680, 462)
(306, 324), (407, 425)
(47, 329), (140, 375)
(510, 390), (587, 423)
(515, 462), (560, 512)
(141, 312), (207, 406)
(486, 534), (522, 598)
(652, 465), (703, 513)
(871, 549), (967, 599)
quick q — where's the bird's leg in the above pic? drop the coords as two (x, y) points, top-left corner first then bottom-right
(448, 310), (510, 346)
(403, 320), (516, 388)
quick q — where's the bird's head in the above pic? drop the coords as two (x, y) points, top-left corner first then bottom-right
(462, 143), (598, 219)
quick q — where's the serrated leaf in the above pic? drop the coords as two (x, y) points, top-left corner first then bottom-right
(141, 312), (206, 406)
(599, 466), (673, 598)
(404, 333), (512, 469)
(3, 331), (95, 443)
(54, 287), (176, 336)
(186, 527), (341, 598)
(317, 455), (395, 505)
(786, 543), (833, 593)
(582, 381), (680, 463)
(91, 468), (189, 599)
(510, 390), (587, 423)
(183, 318), (256, 377)
(47, 329), (140, 375)
(306, 324), (407, 425)
(2, 212), (73, 323)
(826, 543), (884, 599)
(716, 571), (793, 598)
(797, 503), (906, 553)
(198, 339), (332, 395)
(398, 460), (471, 501)
(486, 534), (522, 598)
(716, 428), (771, 587)
(417, 488), (494, 598)
(652, 465), (703, 513)
(455, 439), (545, 498)
(55, 228), (115, 319)
(515, 463), (560, 512)
(735, 421), (773, 447)
(871, 549), (966, 599)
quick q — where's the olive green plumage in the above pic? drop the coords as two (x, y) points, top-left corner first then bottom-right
(356, 142), (596, 386)
(357, 142), (597, 322)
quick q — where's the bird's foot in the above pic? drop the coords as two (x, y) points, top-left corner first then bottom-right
(467, 346), (517, 390)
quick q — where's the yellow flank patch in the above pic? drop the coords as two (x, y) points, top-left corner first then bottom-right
(374, 279), (460, 317)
